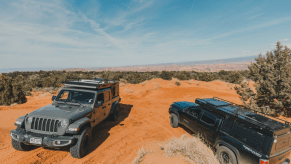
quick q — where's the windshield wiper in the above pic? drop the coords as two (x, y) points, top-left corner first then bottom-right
(57, 100), (69, 106)
(78, 102), (85, 107)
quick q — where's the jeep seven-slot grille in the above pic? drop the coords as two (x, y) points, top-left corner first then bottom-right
(31, 117), (59, 132)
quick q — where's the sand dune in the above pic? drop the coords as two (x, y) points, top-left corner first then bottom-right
(0, 78), (283, 164)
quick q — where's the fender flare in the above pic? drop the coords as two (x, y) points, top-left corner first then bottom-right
(66, 117), (91, 134)
(215, 140), (242, 164)
(15, 115), (27, 128)
(109, 101), (119, 114)
(169, 109), (180, 122)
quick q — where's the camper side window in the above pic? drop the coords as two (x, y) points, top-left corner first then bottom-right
(104, 91), (110, 102)
(113, 87), (116, 97)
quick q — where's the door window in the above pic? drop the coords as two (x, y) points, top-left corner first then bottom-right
(190, 109), (201, 118)
(96, 93), (104, 105)
(200, 112), (216, 126)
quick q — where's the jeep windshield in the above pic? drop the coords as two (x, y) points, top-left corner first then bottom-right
(55, 90), (96, 104)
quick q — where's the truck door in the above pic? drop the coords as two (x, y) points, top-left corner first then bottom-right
(179, 108), (202, 133)
(198, 111), (220, 144)
(185, 108), (202, 134)
(103, 90), (111, 119)
(93, 92), (105, 126)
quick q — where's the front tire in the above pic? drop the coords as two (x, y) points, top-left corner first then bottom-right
(70, 127), (91, 158)
(216, 146), (237, 164)
(170, 113), (179, 128)
(11, 139), (33, 151)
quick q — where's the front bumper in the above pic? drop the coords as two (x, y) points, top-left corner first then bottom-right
(10, 129), (75, 148)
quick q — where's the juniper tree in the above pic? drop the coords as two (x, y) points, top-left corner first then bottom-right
(235, 42), (291, 116)
(0, 76), (27, 105)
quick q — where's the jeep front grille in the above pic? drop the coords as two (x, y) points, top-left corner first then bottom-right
(31, 117), (60, 132)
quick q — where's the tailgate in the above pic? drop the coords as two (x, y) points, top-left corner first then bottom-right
(269, 128), (291, 163)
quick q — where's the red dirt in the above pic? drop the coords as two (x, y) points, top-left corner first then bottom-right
(0, 78), (285, 164)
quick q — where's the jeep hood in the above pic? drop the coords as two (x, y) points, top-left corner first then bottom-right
(28, 104), (93, 121)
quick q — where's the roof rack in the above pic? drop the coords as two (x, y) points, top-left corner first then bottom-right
(213, 97), (291, 126)
(195, 97), (290, 131)
(64, 78), (118, 90)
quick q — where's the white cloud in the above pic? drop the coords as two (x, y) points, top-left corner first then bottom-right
(205, 16), (291, 41)
(280, 38), (289, 42)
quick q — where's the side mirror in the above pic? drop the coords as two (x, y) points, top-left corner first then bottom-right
(52, 95), (56, 101)
(95, 101), (103, 107)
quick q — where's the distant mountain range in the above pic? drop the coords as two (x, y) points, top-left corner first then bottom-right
(0, 55), (257, 73)
(152, 55), (257, 66)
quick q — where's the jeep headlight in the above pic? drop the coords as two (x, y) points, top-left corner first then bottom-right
(60, 120), (69, 128)
(27, 117), (33, 124)
(15, 121), (22, 125)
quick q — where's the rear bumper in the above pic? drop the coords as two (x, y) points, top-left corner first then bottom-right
(10, 129), (75, 148)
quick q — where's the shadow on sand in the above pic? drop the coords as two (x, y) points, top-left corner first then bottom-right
(44, 103), (133, 155)
(87, 103), (133, 154)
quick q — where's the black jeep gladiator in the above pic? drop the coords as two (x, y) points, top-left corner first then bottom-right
(169, 97), (291, 164)
(10, 79), (121, 158)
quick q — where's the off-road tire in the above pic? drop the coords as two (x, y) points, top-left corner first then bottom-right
(217, 146), (237, 164)
(170, 113), (179, 128)
(11, 139), (33, 151)
(70, 127), (91, 158)
(109, 106), (119, 121)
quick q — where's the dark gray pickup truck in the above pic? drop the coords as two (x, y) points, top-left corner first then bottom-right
(169, 97), (291, 164)
(10, 79), (121, 158)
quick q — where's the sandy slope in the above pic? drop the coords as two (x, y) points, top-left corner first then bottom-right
(0, 79), (273, 164)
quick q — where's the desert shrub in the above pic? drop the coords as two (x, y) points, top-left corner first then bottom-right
(132, 147), (151, 164)
(235, 42), (291, 116)
(173, 71), (191, 80)
(161, 134), (219, 164)
(0, 76), (27, 105)
(0, 67), (251, 105)
(159, 71), (173, 80)
(175, 81), (181, 86)
(226, 71), (243, 84)
(197, 72), (219, 82)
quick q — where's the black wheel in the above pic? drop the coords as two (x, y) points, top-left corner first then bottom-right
(217, 146), (237, 164)
(170, 113), (179, 128)
(70, 127), (91, 158)
(109, 106), (119, 121)
(11, 139), (33, 151)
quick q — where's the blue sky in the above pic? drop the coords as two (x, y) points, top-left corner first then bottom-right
(0, 0), (291, 69)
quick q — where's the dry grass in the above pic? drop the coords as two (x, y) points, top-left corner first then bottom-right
(33, 87), (59, 94)
(132, 147), (151, 164)
(161, 134), (219, 164)
(141, 81), (148, 86)
(153, 84), (160, 90)
(196, 81), (199, 85)
(125, 88), (134, 93)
